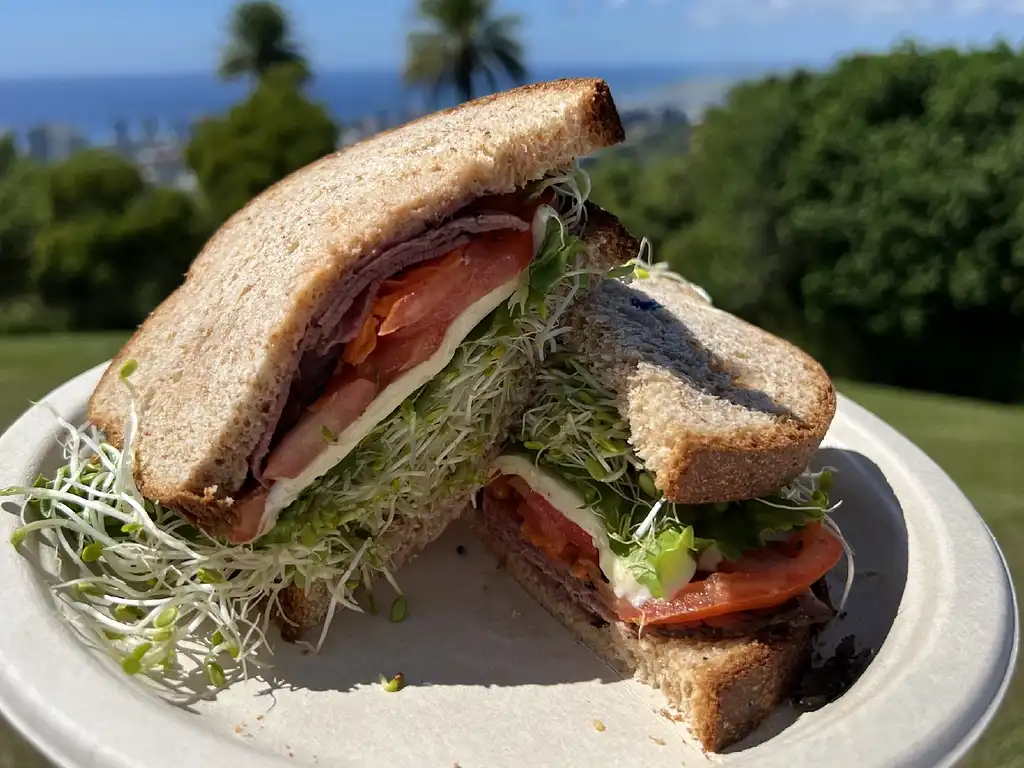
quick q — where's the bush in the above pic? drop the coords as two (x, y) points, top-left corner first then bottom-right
(15, 150), (207, 331)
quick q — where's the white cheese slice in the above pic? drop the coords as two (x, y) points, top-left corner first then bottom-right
(260, 275), (524, 535)
(491, 454), (657, 607)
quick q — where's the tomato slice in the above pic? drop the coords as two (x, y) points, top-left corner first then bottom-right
(353, 322), (448, 386)
(264, 376), (378, 480)
(338, 188), (543, 364)
(226, 486), (270, 545)
(342, 313), (379, 366)
(375, 227), (533, 337)
(500, 475), (601, 564)
(610, 523), (843, 626)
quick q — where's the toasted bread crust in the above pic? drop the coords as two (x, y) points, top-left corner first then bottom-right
(346, 78), (625, 155)
(567, 277), (836, 503)
(87, 79), (625, 529)
(468, 507), (811, 752)
(682, 627), (810, 751)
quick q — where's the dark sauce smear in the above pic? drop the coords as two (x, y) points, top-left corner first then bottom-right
(791, 577), (875, 711)
(792, 634), (875, 712)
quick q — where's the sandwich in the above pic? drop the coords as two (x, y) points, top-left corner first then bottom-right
(3, 79), (637, 688)
(472, 264), (851, 751)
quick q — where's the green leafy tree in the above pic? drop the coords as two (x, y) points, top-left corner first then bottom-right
(589, 44), (1024, 402)
(404, 0), (526, 104)
(219, 1), (309, 83)
(0, 146), (51, 331)
(0, 132), (16, 178)
(30, 150), (207, 330)
(186, 64), (338, 224)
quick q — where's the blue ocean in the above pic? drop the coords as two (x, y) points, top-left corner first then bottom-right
(0, 65), (719, 143)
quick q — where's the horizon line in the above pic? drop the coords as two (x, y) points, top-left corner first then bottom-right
(0, 59), (823, 83)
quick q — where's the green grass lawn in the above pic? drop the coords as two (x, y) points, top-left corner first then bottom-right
(837, 381), (1024, 768)
(0, 336), (1021, 766)
(0, 333), (128, 428)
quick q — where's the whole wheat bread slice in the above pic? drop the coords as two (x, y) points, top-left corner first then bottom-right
(566, 275), (836, 503)
(468, 507), (810, 752)
(275, 207), (641, 639)
(86, 78), (624, 532)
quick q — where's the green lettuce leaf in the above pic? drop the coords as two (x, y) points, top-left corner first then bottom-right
(614, 524), (696, 599)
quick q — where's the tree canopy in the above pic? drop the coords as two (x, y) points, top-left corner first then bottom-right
(0, 2), (337, 334)
(186, 63), (338, 225)
(219, 1), (309, 83)
(0, 143), (48, 329)
(404, 0), (526, 103)
(0, 148), (206, 332)
(30, 150), (206, 330)
(590, 43), (1024, 402)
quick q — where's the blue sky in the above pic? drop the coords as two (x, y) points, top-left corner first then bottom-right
(1, 0), (1022, 77)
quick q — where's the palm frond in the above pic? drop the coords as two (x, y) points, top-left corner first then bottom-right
(219, 45), (252, 81)
(219, 2), (308, 83)
(405, 0), (526, 103)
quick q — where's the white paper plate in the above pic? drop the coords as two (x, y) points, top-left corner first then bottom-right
(0, 363), (1017, 768)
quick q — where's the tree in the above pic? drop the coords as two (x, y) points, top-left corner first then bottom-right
(0, 146), (50, 331)
(587, 45), (1024, 402)
(219, 1), (309, 83)
(404, 0), (526, 104)
(29, 150), (207, 330)
(0, 132), (16, 178)
(187, 64), (338, 224)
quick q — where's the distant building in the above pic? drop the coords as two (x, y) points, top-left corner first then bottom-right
(135, 141), (189, 187)
(24, 124), (88, 163)
(142, 117), (159, 144)
(113, 119), (133, 158)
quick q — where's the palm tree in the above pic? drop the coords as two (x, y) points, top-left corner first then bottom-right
(404, 0), (527, 105)
(219, 2), (309, 83)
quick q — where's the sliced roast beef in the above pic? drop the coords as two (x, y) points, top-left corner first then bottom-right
(249, 212), (531, 483)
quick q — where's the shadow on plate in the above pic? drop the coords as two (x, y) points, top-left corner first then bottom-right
(250, 517), (624, 698)
(723, 446), (910, 752)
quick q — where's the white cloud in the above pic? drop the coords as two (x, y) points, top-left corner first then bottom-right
(686, 0), (1024, 26)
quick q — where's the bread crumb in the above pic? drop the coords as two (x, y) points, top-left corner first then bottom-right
(658, 707), (683, 722)
(593, 719), (606, 732)
(233, 724), (244, 734)
(512, 609), (522, 618)
(650, 736), (666, 746)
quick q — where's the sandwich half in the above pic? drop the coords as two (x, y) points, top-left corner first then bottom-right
(472, 266), (847, 751)
(5, 80), (637, 685)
